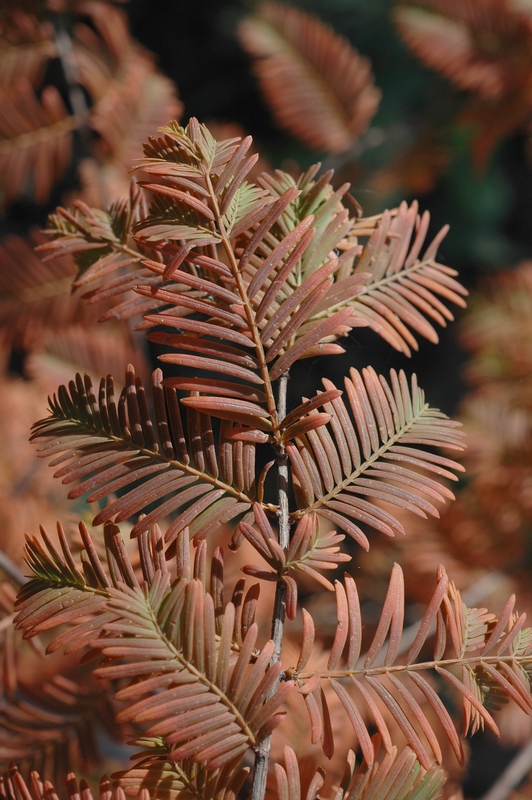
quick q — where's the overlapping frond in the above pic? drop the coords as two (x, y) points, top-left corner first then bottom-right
(30, 366), (256, 542)
(94, 120), (365, 421)
(288, 366), (464, 549)
(15, 522), (292, 771)
(292, 564), (532, 767)
(0, 746), (445, 800)
(242, 171), (466, 358)
(238, 3), (381, 153)
(37, 121), (466, 389)
(272, 744), (445, 800)
(37, 183), (154, 321)
(237, 504), (350, 618)
(233, 167), (368, 375)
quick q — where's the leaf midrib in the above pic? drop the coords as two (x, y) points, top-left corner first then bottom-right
(298, 653), (529, 681)
(41, 412), (261, 509)
(297, 400), (430, 517)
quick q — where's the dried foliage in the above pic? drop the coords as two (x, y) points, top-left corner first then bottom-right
(30, 121), (467, 551)
(0, 765), (127, 800)
(0, 13), (55, 88)
(12, 521), (532, 796)
(238, 4), (381, 154)
(0, 79), (76, 206)
(395, 0), (532, 100)
(0, 577), (124, 788)
(0, 231), (101, 350)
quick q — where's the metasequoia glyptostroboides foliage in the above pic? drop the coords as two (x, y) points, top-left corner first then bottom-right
(9, 119), (532, 800)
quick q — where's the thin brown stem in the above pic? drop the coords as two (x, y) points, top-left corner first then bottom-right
(252, 371), (291, 800)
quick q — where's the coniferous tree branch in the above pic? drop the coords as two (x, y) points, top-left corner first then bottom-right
(291, 565), (532, 768)
(14, 522), (292, 792)
(30, 367), (260, 543)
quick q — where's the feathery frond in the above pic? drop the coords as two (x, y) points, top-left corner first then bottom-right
(244, 171), (466, 357)
(238, 3), (381, 153)
(30, 366), (256, 542)
(293, 564), (532, 767)
(7, 96), (513, 800)
(38, 122), (467, 380)
(288, 366), (465, 549)
(15, 522), (292, 771)
(352, 201), (468, 356)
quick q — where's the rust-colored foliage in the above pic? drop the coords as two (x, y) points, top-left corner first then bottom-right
(0, 765), (128, 800)
(391, 262), (532, 602)
(239, 3), (381, 154)
(0, 2), (531, 798)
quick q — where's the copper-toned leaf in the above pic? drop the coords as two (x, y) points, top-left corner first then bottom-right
(239, 3), (380, 153)
(353, 202), (468, 356)
(30, 367), (254, 539)
(293, 367), (464, 547)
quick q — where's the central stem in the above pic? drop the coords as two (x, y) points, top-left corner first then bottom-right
(251, 370), (290, 800)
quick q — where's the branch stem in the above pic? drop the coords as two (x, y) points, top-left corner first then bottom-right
(252, 371), (290, 800)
